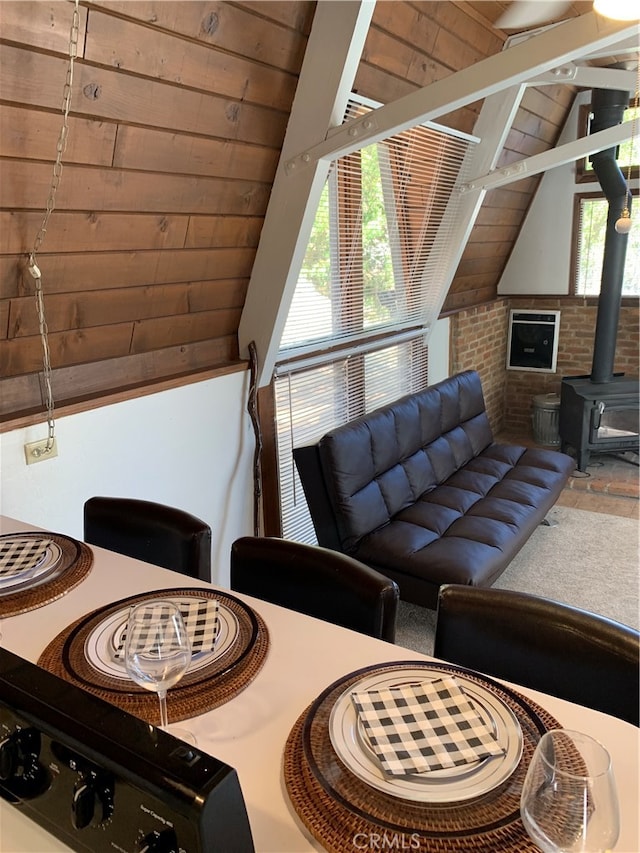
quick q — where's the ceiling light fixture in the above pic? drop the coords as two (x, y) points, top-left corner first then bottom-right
(592, 0), (639, 21)
(497, 1), (639, 29)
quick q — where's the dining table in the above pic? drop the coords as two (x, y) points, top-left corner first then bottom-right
(1, 513), (638, 853)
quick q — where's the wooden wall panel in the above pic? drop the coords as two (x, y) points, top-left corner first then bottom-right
(0, 212), (190, 255)
(84, 10), (298, 112)
(113, 127), (279, 182)
(0, 247), (256, 298)
(1, 161), (271, 216)
(9, 286), (191, 337)
(185, 217), (263, 249)
(0, 0), (583, 424)
(1, 324), (135, 376)
(0, 106), (116, 166)
(131, 308), (241, 351)
(1, 46), (289, 146)
(0, 0), (310, 419)
(0, 301), (9, 341)
(0, 1), (88, 53)
(9, 280), (247, 338)
(91, 1), (313, 67)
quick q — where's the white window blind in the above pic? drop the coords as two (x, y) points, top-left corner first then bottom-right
(275, 336), (429, 543)
(274, 99), (476, 544)
(280, 101), (476, 354)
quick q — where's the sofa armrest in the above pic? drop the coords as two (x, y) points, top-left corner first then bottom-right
(293, 444), (343, 551)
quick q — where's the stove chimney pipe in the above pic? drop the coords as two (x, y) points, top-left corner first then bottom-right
(588, 85), (631, 384)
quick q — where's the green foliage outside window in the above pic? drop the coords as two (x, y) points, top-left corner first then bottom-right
(576, 194), (639, 296)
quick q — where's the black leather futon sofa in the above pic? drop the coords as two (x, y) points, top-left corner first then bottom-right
(294, 370), (575, 609)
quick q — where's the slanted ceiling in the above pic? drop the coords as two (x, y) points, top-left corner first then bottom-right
(0, 1), (634, 425)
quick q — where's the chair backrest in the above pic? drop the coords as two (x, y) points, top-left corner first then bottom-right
(83, 496), (212, 582)
(230, 536), (399, 642)
(434, 584), (640, 726)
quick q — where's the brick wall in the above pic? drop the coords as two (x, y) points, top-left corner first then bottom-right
(449, 297), (639, 439)
(449, 300), (510, 434)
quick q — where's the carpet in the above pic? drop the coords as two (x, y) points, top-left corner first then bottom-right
(395, 505), (640, 657)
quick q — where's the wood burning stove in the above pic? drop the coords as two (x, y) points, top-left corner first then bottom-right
(559, 82), (639, 472)
(560, 375), (639, 472)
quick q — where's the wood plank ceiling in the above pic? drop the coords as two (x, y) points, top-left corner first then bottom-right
(0, 0), (623, 424)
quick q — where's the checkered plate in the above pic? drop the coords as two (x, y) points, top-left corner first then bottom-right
(0, 536), (62, 592)
(329, 667), (523, 803)
(84, 597), (238, 680)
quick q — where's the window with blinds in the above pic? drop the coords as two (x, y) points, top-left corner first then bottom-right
(574, 191), (639, 297)
(274, 99), (476, 544)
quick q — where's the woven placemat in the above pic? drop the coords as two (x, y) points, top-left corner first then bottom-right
(284, 661), (563, 853)
(37, 588), (269, 724)
(0, 532), (93, 618)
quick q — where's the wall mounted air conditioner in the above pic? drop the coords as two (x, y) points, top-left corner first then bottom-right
(507, 309), (561, 373)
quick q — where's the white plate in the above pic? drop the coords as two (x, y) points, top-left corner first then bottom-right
(84, 597), (239, 681)
(329, 668), (523, 803)
(0, 540), (63, 591)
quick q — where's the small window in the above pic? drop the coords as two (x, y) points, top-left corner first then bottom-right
(573, 192), (639, 297)
(575, 101), (639, 184)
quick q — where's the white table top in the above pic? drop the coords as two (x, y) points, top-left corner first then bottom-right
(1, 515), (638, 852)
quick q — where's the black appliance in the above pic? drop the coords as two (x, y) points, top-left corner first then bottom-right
(507, 310), (560, 372)
(0, 648), (255, 852)
(560, 374), (639, 472)
(559, 83), (639, 471)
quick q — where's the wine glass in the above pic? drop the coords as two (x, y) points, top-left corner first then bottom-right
(124, 600), (196, 745)
(520, 729), (619, 853)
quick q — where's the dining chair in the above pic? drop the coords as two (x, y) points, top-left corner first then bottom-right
(434, 584), (640, 726)
(83, 496), (212, 582)
(229, 536), (399, 642)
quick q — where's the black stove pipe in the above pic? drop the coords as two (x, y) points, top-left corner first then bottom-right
(588, 86), (632, 384)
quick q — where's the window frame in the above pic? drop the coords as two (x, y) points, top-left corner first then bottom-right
(571, 188), (640, 298)
(575, 101), (639, 184)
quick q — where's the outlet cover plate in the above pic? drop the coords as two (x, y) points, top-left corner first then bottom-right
(24, 438), (58, 465)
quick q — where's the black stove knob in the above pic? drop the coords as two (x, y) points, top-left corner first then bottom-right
(72, 777), (96, 829)
(138, 828), (178, 853)
(71, 772), (115, 829)
(0, 728), (41, 776)
(0, 734), (19, 780)
(0, 728), (47, 798)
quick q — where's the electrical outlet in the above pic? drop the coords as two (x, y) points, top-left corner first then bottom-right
(24, 438), (58, 465)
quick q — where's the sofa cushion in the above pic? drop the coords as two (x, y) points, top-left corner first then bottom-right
(318, 371), (494, 552)
(352, 442), (573, 589)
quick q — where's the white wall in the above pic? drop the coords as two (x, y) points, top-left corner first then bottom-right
(498, 91), (638, 296)
(428, 317), (451, 383)
(499, 92), (594, 295)
(0, 371), (255, 587)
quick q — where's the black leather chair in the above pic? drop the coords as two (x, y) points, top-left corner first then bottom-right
(434, 584), (640, 726)
(84, 496), (212, 582)
(230, 536), (399, 642)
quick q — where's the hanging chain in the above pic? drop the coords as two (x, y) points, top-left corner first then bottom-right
(619, 66), (640, 221)
(27, 0), (80, 452)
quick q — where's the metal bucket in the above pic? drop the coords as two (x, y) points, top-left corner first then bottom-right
(532, 393), (561, 446)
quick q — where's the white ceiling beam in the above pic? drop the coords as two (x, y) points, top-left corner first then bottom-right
(581, 34), (640, 60)
(286, 13), (638, 170)
(463, 120), (635, 192)
(532, 64), (637, 89)
(418, 85), (527, 340)
(237, 1), (375, 387)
